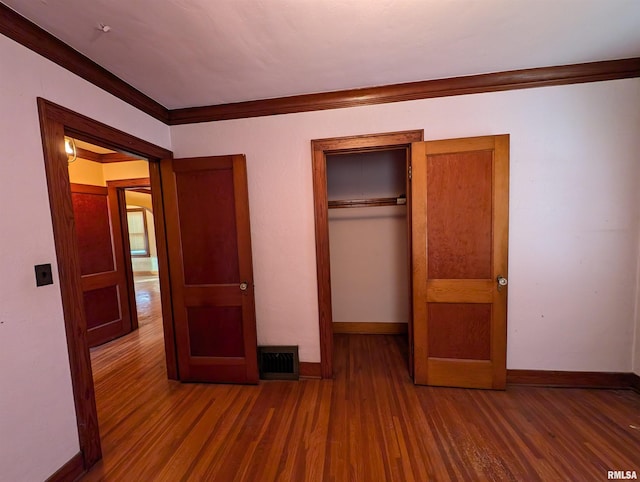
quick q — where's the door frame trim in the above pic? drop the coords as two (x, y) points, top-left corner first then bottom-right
(37, 98), (174, 470)
(106, 177), (154, 337)
(310, 130), (423, 378)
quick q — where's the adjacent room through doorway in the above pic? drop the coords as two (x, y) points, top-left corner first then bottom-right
(67, 138), (163, 349)
(66, 136), (166, 455)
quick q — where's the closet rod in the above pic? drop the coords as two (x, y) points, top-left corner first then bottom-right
(328, 196), (406, 209)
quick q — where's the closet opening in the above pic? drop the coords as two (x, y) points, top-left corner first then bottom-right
(327, 149), (410, 371)
(312, 130), (424, 379)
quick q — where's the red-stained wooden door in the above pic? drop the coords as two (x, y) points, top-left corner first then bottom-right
(411, 135), (509, 389)
(71, 183), (136, 347)
(161, 155), (259, 384)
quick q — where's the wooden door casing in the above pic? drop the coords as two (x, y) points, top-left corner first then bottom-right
(161, 155), (259, 384)
(71, 183), (135, 347)
(38, 98), (175, 468)
(405, 147), (414, 378)
(107, 177), (154, 340)
(311, 130), (424, 378)
(412, 135), (509, 389)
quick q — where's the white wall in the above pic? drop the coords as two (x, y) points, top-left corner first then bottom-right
(170, 78), (640, 372)
(0, 35), (170, 482)
(330, 206), (409, 324)
(634, 243), (640, 375)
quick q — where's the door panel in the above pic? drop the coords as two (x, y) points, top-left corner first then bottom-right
(71, 184), (134, 347)
(187, 306), (245, 357)
(176, 168), (240, 285)
(161, 155), (259, 384)
(73, 189), (115, 274)
(412, 135), (509, 389)
(84, 286), (121, 329)
(427, 303), (491, 360)
(426, 151), (493, 279)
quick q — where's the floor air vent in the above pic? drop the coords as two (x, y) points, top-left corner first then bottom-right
(258, 346), (299, 380)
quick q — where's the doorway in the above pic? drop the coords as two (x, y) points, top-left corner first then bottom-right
(327, 149), (411, 376)
(38, 98), (175, 469)
(39, 99), (261, 472)
(311, 130), (424, 378)
(111, 178), (160, 336)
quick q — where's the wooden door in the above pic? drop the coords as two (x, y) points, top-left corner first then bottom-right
(161, 155), (259, 384)
(71, 183), (135, 347)
(411, 135), (509, 389)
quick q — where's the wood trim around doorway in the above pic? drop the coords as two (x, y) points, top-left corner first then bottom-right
(106, 178), (153, 335)
(106, 177), (178, 371)
(311, 130), (423, 378)
(37, 98), (174, 472)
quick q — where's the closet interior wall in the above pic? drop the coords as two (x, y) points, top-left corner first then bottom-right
(327, 149), (409, 332)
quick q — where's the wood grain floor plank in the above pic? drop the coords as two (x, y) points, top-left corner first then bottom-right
(82, 278), (640, 481)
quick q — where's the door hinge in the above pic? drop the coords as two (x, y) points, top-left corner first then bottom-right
(408, 165), (412, 180)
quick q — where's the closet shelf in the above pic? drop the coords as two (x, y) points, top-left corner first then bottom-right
(328, 196), (406, 209)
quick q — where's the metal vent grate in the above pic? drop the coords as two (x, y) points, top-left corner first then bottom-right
(258, 346), (299, 380)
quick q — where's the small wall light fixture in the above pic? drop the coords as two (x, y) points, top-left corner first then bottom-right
(65, 136), (77, 163)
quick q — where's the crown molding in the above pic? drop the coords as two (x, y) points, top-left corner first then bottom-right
(0, 3), (169, 123)
(75, 146), (144, 163)
(101, 152), (145, 163)
(168, 57), (640, 124)
(75, 146), (102, 163)
(3, 3), (639, 126)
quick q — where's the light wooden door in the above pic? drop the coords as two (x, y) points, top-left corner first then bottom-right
(71, 183), (135, 347)
(161, 155), (259, 383)
(411, 135), (509, 389)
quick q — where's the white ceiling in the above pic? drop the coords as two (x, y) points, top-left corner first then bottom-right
(4, 0), (640, 110)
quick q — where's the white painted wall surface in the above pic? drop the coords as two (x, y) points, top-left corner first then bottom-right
(0, 35), (170, 482)
(329, 206), (409, 324)
(634, 249), (640, 376)
(170, 78), (640, 372)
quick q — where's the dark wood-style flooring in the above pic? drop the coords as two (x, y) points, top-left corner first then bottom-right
(83, 278), (640, 481)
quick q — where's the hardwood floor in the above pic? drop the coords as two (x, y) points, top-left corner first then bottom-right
(84, 284), (640, 481)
